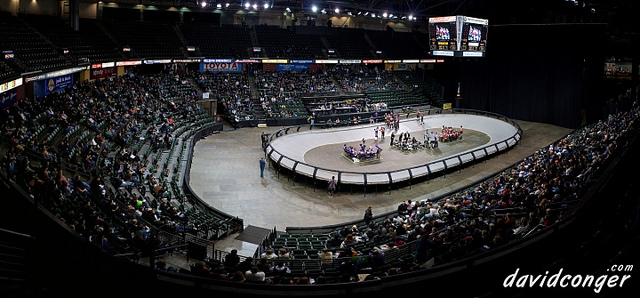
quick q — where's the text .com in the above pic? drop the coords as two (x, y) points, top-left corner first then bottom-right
(503, 265), (633, 294)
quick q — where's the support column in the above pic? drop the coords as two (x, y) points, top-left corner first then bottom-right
(69, 0), (80, 30)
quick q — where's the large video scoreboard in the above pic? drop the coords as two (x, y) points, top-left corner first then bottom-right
(429, 15), (488, 57)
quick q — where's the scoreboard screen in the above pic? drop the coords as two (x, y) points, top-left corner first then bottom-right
(429, 15), (488, 57)
(429, 16), (458, 53)
(460, 16), (489, 55)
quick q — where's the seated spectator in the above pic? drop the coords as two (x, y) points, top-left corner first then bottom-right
(270, 261), (291, 275)
(230, 271), (246, 283)
(340, 234), (357, 249)
(277, 248), (291, 259)
(318, 248), (334, 266)
(261, 248), (278, 260)
(245, 266), (266, 282)
(235, 257), (253, 273)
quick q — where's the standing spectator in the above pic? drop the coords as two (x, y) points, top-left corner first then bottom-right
(260, 132), (268, 150)
(390, 131), (395, 146)
(363, 206), (373, 226)
(308, 112), (315, 130)
(223, 249), (240, 271)
(328, 176), (337, 196)
(259, 157), (266, 178)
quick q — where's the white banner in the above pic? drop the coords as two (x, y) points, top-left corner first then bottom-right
(200, 62), (242, 72)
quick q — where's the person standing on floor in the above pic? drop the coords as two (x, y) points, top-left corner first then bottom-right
(328, 176), (337, 196)
(308, 112), (316, 130)
(363, 206), (373, 225)
(259, 157), (266, 178)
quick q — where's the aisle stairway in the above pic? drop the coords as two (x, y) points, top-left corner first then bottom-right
(247, 74), (267, 126)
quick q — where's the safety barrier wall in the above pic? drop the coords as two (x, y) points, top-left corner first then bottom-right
(265, 109), (523, 190)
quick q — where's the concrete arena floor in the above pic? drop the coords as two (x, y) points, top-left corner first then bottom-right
(188, 117), (573, 233)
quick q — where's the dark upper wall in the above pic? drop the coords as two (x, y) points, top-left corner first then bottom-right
(429, 23), (607, 129)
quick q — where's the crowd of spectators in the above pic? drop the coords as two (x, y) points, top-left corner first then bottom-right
(309, 97), (388, 116)
(2, 62), (638, 287)
(196, 72), (254, 122)
(1, 65), (210, 258)
(255, 69), (339, 98)
(190, 66), (427, 125)
(255, 70), (339, 119)
(328, 64), (406, 93)
(254, 101), (639, 282)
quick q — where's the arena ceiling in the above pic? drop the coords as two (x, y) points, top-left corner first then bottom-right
(249, 0), (638, 25)
(95, 0), (639, 27)
(87, 0), (640, 48)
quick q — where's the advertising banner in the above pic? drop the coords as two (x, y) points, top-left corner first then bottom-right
(276, 64), (310, 71)
(90, 67), (117, 80)
(44, 74), (73, 95)
(0, 89), (17, 110)
(200, 62), (242, 72)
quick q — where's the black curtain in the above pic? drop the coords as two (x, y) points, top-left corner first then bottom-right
(432, 23), (606, 129)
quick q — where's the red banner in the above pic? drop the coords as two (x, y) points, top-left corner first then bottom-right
(90, 67), (116, 80)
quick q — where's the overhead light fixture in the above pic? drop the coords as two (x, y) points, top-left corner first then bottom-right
(311, 5), (317, 13)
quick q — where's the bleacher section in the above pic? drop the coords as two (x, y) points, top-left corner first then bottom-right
(365, 89), (423, 107)
(0, 12), (72, 72)
(18, 15), (124, 64)
(366, 30), (430, 59)
(397, 72), (445, 105)
(100, 20), (185, 59)
(254, 25), (326, 59)
(0, 67), (241, 267)
(1, 12), (639, 296)
(179, 23), (252, 58)
(196, 72), (255, 126)
(0, 14), (436, 81)
(319, 28), (376, 59)
(0, 60), (17, 81)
